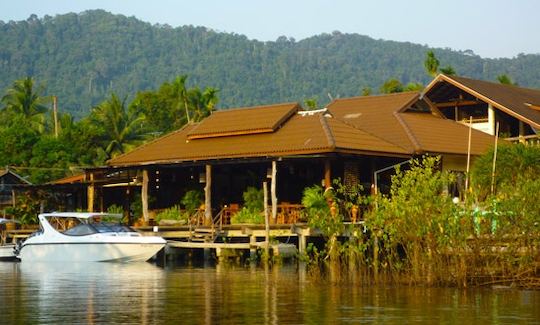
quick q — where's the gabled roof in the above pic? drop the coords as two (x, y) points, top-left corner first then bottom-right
(424, 74), (540, 129)
(326, 92), (496, 155)
(187, 102), (299, 140)
(0, 168), (31, 184)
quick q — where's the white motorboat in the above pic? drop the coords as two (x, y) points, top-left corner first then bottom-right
(0, 218), (20, 260)
(16, 212), (166, 262)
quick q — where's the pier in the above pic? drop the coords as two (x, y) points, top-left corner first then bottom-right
(136, 223), (347, 261)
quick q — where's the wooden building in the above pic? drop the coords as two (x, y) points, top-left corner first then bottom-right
(87, 91), (496, 225)
(0, 168), (30, 213)
(424, 74), (540, 142)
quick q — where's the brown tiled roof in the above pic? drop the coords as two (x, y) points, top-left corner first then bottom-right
(108, 93), (497, 167)
(326, 92), (419, 152)
(108, 103), (410, 167)
(327, 92), (496, 155)
(424, 74), (540, 129)
(187, 102), (299, 139)
(399, 113), (496, 155)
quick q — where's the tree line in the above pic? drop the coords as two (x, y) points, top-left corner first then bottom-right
(0, 76), (217, 183)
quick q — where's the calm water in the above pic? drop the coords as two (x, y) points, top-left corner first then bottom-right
(0, 261), (538, 324)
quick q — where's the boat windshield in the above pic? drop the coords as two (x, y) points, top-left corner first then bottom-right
(47, 215), (134, 236)
(89, 222), (133, 233)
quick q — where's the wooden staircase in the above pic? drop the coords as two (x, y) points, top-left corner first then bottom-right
(188, 207), (226, 243)
(189, 227), (216, 243)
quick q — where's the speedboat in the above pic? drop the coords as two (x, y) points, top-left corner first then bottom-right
(16, 212), (166, 262)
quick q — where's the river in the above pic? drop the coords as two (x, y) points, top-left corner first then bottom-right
(0, 261), (538, 324)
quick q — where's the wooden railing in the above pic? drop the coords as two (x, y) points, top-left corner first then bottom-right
(505, 134), (540, 144)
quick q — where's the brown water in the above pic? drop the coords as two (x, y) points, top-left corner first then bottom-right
(0, 261), (538, 324)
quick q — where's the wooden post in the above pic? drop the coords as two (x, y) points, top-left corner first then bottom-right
(204, 164), (212, 226)
(465, 116), (472, 193)
(87, 172), (95, 212)
(519, 121), (525, 143)
(11, 189), (16, 207)
(263, 181), (270, 259)
(271, 161), (277, 223)
(488, 104), (495, 136)
(142, 169), (149, 223)
(324, 160), (331, 189)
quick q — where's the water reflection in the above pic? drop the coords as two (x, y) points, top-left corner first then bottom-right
(0, 262), (538, 324)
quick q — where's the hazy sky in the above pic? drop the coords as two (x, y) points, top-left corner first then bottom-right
(1, 0), (539, 58)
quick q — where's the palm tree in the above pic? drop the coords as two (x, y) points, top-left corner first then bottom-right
(171, 75), (191, 123)
(1, 77), (49, 132)
(91, 93), (147, 159)
(187, 87), (219, 122)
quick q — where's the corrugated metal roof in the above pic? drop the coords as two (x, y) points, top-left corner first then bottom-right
(424, 74), (540, 129)
(187, 102), (299, 139)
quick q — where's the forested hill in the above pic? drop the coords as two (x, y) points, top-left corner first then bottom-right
(1, 10), (540, 118)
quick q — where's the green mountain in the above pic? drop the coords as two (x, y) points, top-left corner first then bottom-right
(1, 10), (539, 118)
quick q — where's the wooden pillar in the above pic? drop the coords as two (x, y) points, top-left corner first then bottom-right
(204, 164), (212, 225)
(324, 160), (332, 189)
(11, 189), (16, 207)
(271, 161), (277, 223)
(87, 172), (95, 212)
(263, 181), (270, 259)
(488, 104), (496, 136)
(142, 169), (149, 223)
(519, 121), (525, 143)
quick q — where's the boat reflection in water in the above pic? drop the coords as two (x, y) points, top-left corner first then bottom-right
(16, 212), (166, 262)
(17, 262), (166, 324)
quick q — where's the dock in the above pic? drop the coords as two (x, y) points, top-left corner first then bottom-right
(137, 222), (363, 262)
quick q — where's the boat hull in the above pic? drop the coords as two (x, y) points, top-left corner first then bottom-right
(18, 242), (165, 262)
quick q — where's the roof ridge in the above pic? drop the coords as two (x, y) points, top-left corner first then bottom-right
(319, 114), (336, 149)
(393, 112), (422, 154)
(212, 102), (300, 114)
(327, 91), (420, 105)
(330, 115), (411, 152)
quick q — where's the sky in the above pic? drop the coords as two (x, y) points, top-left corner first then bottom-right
(1, 0), (539, 59)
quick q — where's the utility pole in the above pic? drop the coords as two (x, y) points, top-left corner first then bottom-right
(52, 96), (59, 138)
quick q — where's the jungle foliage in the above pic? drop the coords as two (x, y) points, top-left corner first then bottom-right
(0, 75), (218, 183)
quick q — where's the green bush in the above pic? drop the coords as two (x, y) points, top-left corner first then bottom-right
(230, 207), (264, 224)
(181, 189), (204, 213)
(242, 187), (263, 212)
(155, 205), (190, 224)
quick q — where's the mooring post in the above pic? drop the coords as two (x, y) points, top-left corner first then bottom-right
(250, 234), (257, 260)
(299, 233), (306, 255)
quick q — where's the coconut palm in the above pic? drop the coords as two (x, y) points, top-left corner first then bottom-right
(187, 87), (219, 122)
(1, 77), (49, 132)
(91, 93), (147, 159)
